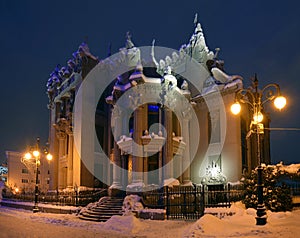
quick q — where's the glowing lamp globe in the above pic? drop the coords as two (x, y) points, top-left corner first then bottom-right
(274, 96), (286, 110)
(253, 111), (264, 123)
(24, 152), (32, 160)
(33, 150), (40, 157)
(46, 153), (53, 161)
(231, 102), (241, 115)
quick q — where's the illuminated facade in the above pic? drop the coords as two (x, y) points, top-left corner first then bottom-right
(6, 151), (51, 193)
(46, 19), (270, 193)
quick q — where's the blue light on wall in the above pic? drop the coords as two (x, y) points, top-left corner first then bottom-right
(148, 104), (159, 112)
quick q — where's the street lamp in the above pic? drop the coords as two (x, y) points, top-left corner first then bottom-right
(21, 137), (52, 213)
(231, 74), (286, 225)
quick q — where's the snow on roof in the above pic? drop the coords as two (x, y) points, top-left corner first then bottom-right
(265, 162), (300, 175)
(276, 163), (300, 174)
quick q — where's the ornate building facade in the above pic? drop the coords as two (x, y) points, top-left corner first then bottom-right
(46, 19), (270, 193)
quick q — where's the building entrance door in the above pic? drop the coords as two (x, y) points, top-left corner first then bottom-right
(148, 153), (159, 185)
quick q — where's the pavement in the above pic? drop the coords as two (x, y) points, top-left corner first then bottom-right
(0, 198), (80, 214)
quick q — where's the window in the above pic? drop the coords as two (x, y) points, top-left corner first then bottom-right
(30, 179), (40, 184)
(21, 179), (28, 183)
(22, 168), (29, 174)
(208, 110), (221, 144)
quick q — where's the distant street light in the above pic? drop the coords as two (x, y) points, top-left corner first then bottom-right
(21, 137), (52, 213)
(231, 74), (286, 225)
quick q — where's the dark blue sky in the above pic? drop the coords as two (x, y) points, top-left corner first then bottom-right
(1, 0), (300, 165)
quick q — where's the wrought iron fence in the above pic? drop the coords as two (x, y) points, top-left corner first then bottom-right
(3, 188), (107, 207)
(204, 183), (245, 208)
(288, 183), (300, 196)
(277, 178), (300, 199)
(142, 185), (204, 220)
(165, 185), (204, 220)
(142, 183), (245, 220)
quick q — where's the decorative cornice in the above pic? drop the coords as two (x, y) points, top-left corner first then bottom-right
(55, 131), (67, 140)
(191, 85), (238, 104)
(53, 118), (72, 138)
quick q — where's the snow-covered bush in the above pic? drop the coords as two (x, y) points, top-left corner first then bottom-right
(122, 195), (144, 215)
(241, 165), (293, 212)
(0, 181), (4, 201)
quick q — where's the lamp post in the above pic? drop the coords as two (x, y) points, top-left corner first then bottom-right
(22, 137), (52, 213)
(231, 74), (286, 225)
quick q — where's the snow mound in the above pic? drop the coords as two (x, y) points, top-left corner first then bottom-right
(246, 208), (257, 216)
(186, 205), (257, 237)
(164, 178), (180, 187)
(204, 201), (246, 218)
(103, 215), (146, 234)
(122, 195), (144, 215)
(268, 210), (292, 220)
(126, 182), (145, 191)
(186, 214), (236, 237)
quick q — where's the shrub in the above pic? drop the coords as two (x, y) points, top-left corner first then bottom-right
(242, 165), (293, 212)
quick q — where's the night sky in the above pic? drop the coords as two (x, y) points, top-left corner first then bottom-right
(1, 1), (299, 165)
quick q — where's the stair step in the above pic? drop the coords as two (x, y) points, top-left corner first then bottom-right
(81, 212), (114, 219)
(79, 213), (121, 222)
(94, 204), (122, 209)
(92, 209), (122, 213)
(100, 201), (123, 205)
(78, 215), (108, 222)
(100, 203), (122, 206)
(100, 204), (123, 207)
(85, 210), (122, 216)
(93, 205), (122, 209)
(79, 196), (124, 222)
(84, 213), (121, 218)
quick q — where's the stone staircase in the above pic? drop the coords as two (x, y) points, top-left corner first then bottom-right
(79, 196), (124, 222)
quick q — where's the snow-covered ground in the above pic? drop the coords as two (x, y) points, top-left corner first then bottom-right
(1, 202), (300, 237)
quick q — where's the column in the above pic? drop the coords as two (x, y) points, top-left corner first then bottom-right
(67, 132), (74, 188)
(163, 107), (173, 179)
(56, 132), (66, 190)
(173, 113), (181, 136)
(121, 109), (129, 189)
(143, 154), (148, 186)
(111, 140), (122, 188)
(159, 107), (164, 187)
(121, 154), (128, 189)
(173, 115), (182, 182)
(109, 105), (123, 195)
(182, 117), (191, 184)
(132, 105), (147, 184)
